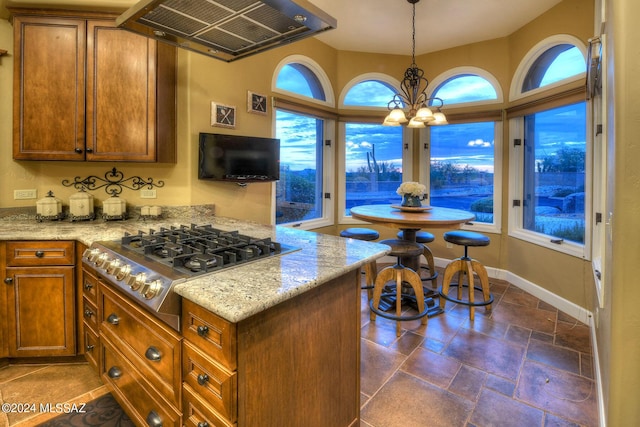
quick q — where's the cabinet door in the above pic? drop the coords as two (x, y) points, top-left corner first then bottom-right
(12, 15), (86, 160)
(5, 266), (76, 357)
(86, 21), (176, 162)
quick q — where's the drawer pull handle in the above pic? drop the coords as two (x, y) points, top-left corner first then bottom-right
(198, 422), (209, 427)
(197, 373), (209, 386)
(146, 410), (163, 427)
(107, 313), (120, 325)
(145, 346), (162, 362)
(84, 282), (93, 290)
(35, 250), (45, 258)
(84, 309), (94, 318)
(107, 366), (122, 379)
(196, 325), (209, 337)
(86, 344), (95, 352)
(4, 277), (13, 285)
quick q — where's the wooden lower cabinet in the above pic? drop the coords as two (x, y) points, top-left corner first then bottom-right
(80, 262), (360, 427)
(182, 270), (361, 427)
(4, 241), (76, 357)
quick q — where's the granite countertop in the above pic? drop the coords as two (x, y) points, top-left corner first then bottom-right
(0, 205), (390, 322)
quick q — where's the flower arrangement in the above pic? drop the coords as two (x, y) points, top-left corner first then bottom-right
(396, 181), (427, 197)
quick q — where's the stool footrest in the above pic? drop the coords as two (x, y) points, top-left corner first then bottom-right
(439, 283), (494, 307)
(370, 292), (430, 321)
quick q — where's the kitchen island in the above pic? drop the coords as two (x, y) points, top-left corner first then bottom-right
(0, 205), (390, 426)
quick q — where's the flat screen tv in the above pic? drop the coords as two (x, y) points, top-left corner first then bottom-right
(198, 133), (280, 183)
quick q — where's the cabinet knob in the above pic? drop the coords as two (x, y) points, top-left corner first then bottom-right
(85, 148), (94, 154)
(84, 282), (93, 290)
(75, 148), (83, 154)
(107, 313), (120, 325)
(86, 344), (95, 352)
(4, 277), (13, 285)
(197, 422), (209, 427)
(35, 250), (45, 258)
(196, 325), (209, 337)
(146, 410), (163, 427)
(84, 309), (94, 318)
(145, 346), (162, 362)
(107, 366), (122, 379)
(197, 373), (209, 386)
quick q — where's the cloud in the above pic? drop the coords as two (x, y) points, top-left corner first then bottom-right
(467, 139), (493, 148)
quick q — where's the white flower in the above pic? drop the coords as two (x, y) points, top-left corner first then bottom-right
(396, 181), (426, 197)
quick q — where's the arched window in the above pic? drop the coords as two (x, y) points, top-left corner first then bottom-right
(421, 69), (503, 232)
(338, 75), (406, 220)
(510, 35), (587, 101)
(522, 44), (585, 92)
(272, 56), (334, 228)
(343, 80), (396, 107)
(431, 74), (498, 105)
(508, 36), (589, 258)
(276, 64), (326, 100)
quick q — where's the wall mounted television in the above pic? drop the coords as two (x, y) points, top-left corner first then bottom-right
(198, 133), (280, 183)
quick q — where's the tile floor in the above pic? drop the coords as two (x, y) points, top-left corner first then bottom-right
(0, 270), (598, 427)
(360, 269), (598, 427)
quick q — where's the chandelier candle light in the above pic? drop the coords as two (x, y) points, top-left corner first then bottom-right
(397, 181), (427, 207)
(383, 0), (447, 128)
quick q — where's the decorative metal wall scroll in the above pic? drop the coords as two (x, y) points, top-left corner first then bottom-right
(62, 167), (165, 196)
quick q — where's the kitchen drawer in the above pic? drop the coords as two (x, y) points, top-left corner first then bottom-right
(83, 325), (99, 373)
(81, 268), (99, 304)
(100, 284), (181, 406)
(101, 336), (181, 427)
(183, 339), (237, 423)
(183, 383), (235, 427)
(82, 297), (99, 334)
(182, 298), (237, 371)
(6, 241), (74, 266)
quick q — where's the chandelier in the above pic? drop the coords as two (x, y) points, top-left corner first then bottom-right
(383, 0), (447, 128)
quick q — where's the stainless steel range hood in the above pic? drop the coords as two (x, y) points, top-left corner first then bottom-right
(116, 0), (336, 62)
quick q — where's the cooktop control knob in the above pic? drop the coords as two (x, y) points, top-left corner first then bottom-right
(85, 248), (102, 263)
(106, 259), (121, 275)
(96, 253), (111, 269)
(128, 272), (146, 291)
(114, 264), (132, 282)
(141, 279), (163, 300)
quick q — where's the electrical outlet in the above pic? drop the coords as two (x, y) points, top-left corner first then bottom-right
(14, 189), (37, 200)
(446, 242), (453, 249)
(140, 189), (157, 199)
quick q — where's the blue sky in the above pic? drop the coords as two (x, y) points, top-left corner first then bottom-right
(276, 46), (586, 174)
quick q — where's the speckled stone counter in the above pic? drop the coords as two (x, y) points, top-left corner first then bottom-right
(0, 205), (390, 322)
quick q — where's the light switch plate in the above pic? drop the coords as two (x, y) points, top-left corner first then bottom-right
(140, 189), (157, 199)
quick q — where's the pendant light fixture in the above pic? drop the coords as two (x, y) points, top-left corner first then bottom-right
(383, 0), (447, 128)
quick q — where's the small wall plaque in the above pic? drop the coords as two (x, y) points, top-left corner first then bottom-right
(211, 102), (236, 128)
(247, 91), (267, 115)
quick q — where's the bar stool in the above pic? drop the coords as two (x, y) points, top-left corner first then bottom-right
(397, 230), (438, 289)
(438, 230), (493, 321)
(370, 239), (428, 336)
(340, 228), (380, 299)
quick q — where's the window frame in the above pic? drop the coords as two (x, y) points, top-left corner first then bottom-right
(271, 56), (336, 230)
(419, 120), (503, 235)
(337, 74), (415, 224)
(507, 36), (591, 259)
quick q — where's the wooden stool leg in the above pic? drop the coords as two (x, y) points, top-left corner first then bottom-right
(422, 246), (438, 289)
(370, 267), (395, 322)
(471, 260), (492, 312)
(439, 259), (464, 311)
(363, 261), (377, 300)
(394, 269), (403, 337)
(401, 269), (427, 327)
(462, 259), (475, 320)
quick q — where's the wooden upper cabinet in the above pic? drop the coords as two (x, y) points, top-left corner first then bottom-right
(12, 11), (177, 162)
(12, 15), (86, 160)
